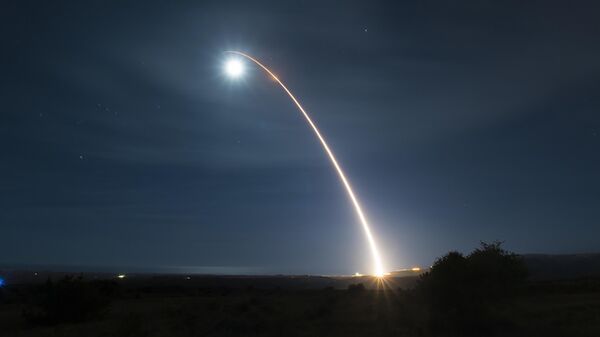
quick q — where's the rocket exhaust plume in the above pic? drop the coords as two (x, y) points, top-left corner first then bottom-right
(225, 51), (385, 277)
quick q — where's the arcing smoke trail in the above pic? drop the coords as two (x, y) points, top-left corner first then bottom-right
(226, 51), (384, 276)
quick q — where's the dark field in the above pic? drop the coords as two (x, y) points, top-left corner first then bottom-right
(1, 274), (600, 337)
(3, 247), (600, 336)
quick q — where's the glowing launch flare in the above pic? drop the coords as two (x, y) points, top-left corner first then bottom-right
(225, 51), (385, 276)
(225, 59), (244, 77)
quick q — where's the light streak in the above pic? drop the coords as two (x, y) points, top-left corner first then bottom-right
(225, 51), (385, 276)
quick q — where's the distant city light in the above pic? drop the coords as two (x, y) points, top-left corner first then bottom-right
(117, 274), (126, 279)
(411, 267), (421, 272)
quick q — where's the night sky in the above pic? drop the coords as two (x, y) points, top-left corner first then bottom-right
(1, 0), (599, 275)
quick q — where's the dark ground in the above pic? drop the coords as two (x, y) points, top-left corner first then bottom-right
(2, 252), (600, 336)
(0, 273), (599, 337)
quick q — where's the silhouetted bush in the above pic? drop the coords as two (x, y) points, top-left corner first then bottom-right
(468, 241), (528, 300)
(347, 283), (366, 294)
(415, 241), (528, 334)
(22, 275), (116, 325)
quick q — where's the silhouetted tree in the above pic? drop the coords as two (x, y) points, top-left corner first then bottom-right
(467, 241), (528, 302)
(415, 241), (528, 334)
(417, 251), (469, 310)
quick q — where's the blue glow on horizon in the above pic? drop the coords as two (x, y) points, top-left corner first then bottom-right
(0, 277), (5, 287)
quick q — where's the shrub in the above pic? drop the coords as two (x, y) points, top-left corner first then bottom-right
(347, 283), (366, 294)
(415, 241), (528, 334)
(467, 241), (528, 301)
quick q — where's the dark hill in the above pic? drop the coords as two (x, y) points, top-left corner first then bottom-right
(523, 253), (600, 280)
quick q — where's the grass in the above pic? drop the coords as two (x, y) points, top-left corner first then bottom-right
(1, 281), (599, 337)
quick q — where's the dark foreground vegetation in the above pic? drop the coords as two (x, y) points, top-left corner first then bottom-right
(1, 243), (600, 337)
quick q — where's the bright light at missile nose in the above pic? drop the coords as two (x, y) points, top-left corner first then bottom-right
(225, 58), (244, 78)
